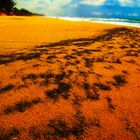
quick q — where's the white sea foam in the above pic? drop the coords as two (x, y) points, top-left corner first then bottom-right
(48, 16), (140, 28)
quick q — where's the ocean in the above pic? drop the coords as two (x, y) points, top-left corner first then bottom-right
(51, 16), (140, 28)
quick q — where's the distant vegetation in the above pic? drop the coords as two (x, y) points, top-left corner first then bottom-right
(0, 0), (15, 14)
(0, 0), (42, 16)
(13, 7), (43, 16)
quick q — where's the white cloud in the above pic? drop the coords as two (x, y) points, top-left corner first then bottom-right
(118, 0), (133, 6)
(16, 0), (76, 16)
(118, 0), (140, 7)
(79, 0), (107, 6)
(16, 0), (140, 17)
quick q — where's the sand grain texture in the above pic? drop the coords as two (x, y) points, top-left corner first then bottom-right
(0, 16), (140, 140)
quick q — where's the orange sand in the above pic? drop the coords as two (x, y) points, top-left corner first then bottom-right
(0, 16), (140, 140)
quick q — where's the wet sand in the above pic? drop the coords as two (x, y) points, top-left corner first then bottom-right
(0, 16), (140, 140)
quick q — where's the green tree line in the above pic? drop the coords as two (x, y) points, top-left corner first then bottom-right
(0, 0), (40, 15)
(0, 0), (15, 14)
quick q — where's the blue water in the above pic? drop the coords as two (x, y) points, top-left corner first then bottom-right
(52, 16), (140, 28)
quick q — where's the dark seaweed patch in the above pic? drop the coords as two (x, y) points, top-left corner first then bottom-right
(75, 60), (80, 64)
(122, 70), (128, 74)
(0, 128), (20, 140)
(74, 111), (85, 124)
(126, 59), (136, 64)
(104, 65), (114, 70)
(84, 83), (100, 100)
(28, 115), (101, 139)
(124, 119), (140, 140)
(39, 73), (54, 79)
(32, 64), (40, 67)
(106, 97), (116, 112)
(55, 72), (66, 83)
(43, 79), (49, 86)
(47, 55), (57, 60)
(71, 124), (84, 137)
(3, 105), (15, 114)
(16, 53), (41, 61)
(72, 95), (82, 107)
(72, 111), (100, 137)
(0, 84), (14, 94)
(77, 51), (85, 56)
(58, 82), (71, 99)
(4, 97), (41, 114)
(112, 58), (122, 64)
(85, 49), (101, 52)
(48, 120), (70, 138)
(130, 44), (138, 48)
(39, 73), (54, 85)
(15, 98), (40, 112)
(67, 70), (73, 77)
(84, 58), (93, 68)
(126, 50), (138, 57)
(83, 83), (90, 91)
(64, 55), (76, 60)
(120, 45), (128, 49)
(46, 82), (71, 100)
(73, 112), (85, 135)
(95, 57), (105, 62)
(22, 74), (38, 81)
(107, 46), (113, 49)
(86, 92), (100, 101)
(47, 116), (85, 138)
(32, 98), (42, 104)
(0, 59), (14, 65)
(46, 89), (60, 100)
(0, 54), (14, 58)
(93, 83), (111, 91)
(29, 127), (41, 140)
(90, 119), (101, 128)
(113, 75), (127, 86)
(0, 52), (41, 65)
(79, 71), (88, 77)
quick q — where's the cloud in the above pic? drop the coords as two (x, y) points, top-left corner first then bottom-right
(16, 0), (76, 16)
(79, 0), (107, 6)
(16, 0), (140, 18)
(118, 0), (140, 7)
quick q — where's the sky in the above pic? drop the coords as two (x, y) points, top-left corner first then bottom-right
(16, 0), (140, 19)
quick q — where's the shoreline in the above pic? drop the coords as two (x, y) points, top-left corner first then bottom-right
(46, 16), (140, 28)
(0, 15), (140, 28)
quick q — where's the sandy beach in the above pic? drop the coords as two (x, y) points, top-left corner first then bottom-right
(0, 16), (140, 140)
